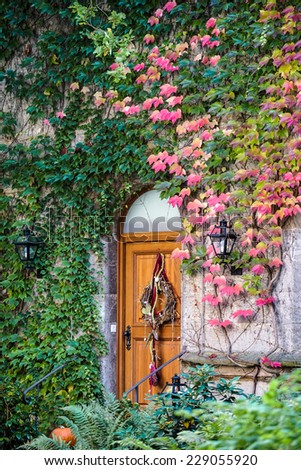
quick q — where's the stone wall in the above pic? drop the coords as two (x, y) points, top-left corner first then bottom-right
(179, 214), (301, 394)
(273, 213), (301, 363)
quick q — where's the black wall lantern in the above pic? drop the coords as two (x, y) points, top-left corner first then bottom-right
(209, 219), (242, 275)
(209, 219), (237, 259)
(13, 225), (43, 269)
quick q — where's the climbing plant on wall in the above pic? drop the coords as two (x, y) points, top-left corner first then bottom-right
(65, 0), (301, 369)
(106, 0), (301, 369)
(1, 0), (159, 449)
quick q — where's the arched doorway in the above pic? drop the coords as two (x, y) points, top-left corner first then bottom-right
(117, 190), (182, 402)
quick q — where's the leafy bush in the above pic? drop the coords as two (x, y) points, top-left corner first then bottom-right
(21, 365), (247, 450)
(146, 364), (247, 441)
(177, 368), (301, 450)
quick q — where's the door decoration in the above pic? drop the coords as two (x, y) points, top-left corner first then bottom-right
(140, 252), (177, 392)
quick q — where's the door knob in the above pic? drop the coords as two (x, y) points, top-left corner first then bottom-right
(124, 325), (131, 351)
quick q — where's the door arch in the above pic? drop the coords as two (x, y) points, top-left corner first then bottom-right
(117, 190), (182, 402)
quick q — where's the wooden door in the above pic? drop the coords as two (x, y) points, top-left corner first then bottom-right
(118, 233), (181, 403)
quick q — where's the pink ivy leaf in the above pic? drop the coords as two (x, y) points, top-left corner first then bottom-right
(203, 246), (213, 258)
(163, 1), (177, 13)
(187, 199), (203, 212)
(148, 16), (159, 26)
(149, 110), (160, 123)
(269, 257), (283, 268)
(220, 319), (232, 328)
(200, 130), (213, 141)
(252, 264), (265, 275)
(187, 174), (202, 186)
(136, 74), (148, 84)
(208, 319), (232, 327)
(112, 100), (126, 111)
(261, 356), (281, 368)
(202, 294), (223, 306)
(210, 55), (221, 66)
(212, 275), (227, 286)
(208, 40), (220, 49)
(43, 118), (50, 125)
(232, 309), (254, 318)
(122, 105), (141, 116)
(206, 17), (217, 29)
(164, 153), (178, 165)
(256, 296), (275, 306)
(169, 109), (182, 123)
(168, 195), (183, 207)
(159, 83), (178, 97)
(70, 82), (80, 91)
(210, 264), (221, 274)
(270, 361), (282, 368)
(133, 63), (145, 72)
(214, 203), (226, 213)
(202, 259), (213, 268)
(144, 34), (155, 45)
(203, 273), (214, 284)
(56, 111), (66, 119)
(171, 248), (190, 260)
(147, 154), (159, 165)
(152, 160), (166, 173)
(207, 193), (231, 206)
(219, 284), (243, 296)
(104, 90), (118, 100)
(249, 248), (259, 257)
(166, 95), (183, 107)
(261, 356), (270, 364)
(212, 28), (221, 37)
(169, 163), (185, 176)
(155, 8), (164, 18)
(179, 188), (191, 198)
(200, 35), (211, 47)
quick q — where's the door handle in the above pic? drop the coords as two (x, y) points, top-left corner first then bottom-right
(124, 325), (131, 351)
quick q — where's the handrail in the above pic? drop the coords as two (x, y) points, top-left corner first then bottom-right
(123, 349), (186, 402)
(23, 356), (78, 432)
(23, 356), (78, 404)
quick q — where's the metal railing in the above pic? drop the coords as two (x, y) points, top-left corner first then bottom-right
(123, 350), (186, 402)
(23, 356), (78, 431)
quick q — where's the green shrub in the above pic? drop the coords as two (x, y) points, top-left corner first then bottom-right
(177, 369), (301, 450)
(22, 366), (301, 450)
(21, 365), (247, 450)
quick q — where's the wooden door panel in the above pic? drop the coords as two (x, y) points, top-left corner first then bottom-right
(119, 239), (181, 403)
(127, 339), (181, 403)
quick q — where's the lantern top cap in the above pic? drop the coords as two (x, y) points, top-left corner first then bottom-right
(23, 225), (31, 236)
(13, 226), (43, 246)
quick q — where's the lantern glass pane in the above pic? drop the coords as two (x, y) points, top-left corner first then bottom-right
(219, 237), (227, 255)
(17, 245), (28, 261)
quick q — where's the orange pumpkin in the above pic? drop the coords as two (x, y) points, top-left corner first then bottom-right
(50, 427), (76, 447)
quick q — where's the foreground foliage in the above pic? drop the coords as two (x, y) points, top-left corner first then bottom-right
(22, 366), (301, 450)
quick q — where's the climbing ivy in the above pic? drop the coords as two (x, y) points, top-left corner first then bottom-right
(1, 0), (157, 449)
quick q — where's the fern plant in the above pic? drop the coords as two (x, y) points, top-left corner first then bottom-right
(21, 392), (133, 450)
